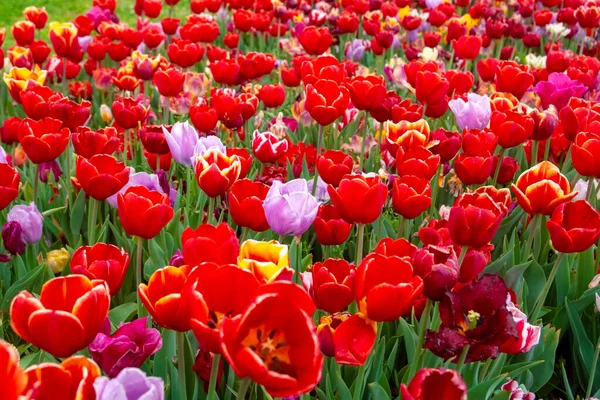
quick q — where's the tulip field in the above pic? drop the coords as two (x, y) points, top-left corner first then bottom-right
(3, 0), (600, 399)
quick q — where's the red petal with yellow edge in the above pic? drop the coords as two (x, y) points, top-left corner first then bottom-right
(146, 266), (188, 305)
(24, 363), (72, 400)
(61, 356), (101, 400)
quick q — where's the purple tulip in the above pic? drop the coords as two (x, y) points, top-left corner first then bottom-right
(345, 39), (366, 62)
(2, 221), (25, 255)
(7, 203), (43, 245)
(89, 317), (162, 378)
(169, 249), (184, 266)
(164, 121), (198, 167)
(263, 179), (319, 237)
(107, 171), (164, 207)
(39, 160), (63, 184)
(192, 135), (226, 158)
(534, 72), (587, 111)
(94, 368), (164, 400)
(0, 147), (7, 164)
(448, 93), (492, 131)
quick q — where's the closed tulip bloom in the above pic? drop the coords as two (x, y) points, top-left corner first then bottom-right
(572, 132), (600, 178)
(452, 35), (482, 60)
(7, 203), (43, 244)
(228, 179), (270, 232)
(494, 61), (535, 100)
(490, 109), (534, 148)
(76, 155), (130, 201)
(511, 161), (576, 215)
(193, 148), (241, 197)
(298, 26), (333, 55)
(181, 222), (239, 266)
(259, 84), (286, 108)
(392, 175), (432, 220)
(238, 239), (293, 283)
(263, 179), (319, 236)
(401, 368), (467, 400)
(301, 258), (356, 313)
(153, 67), (185, 97)
(0, 339), (27, 399)
(117, 186), (174, 239)
(305, 79), (350, 126)
(448, 192), (505, 248)
(396, 146), (440, 181)
(24, 357), (101, 400)
(454, 153), (495, 185)
(546, 200), (600, 253)
(413, 245), (459, 301)
(0, 164), (20, 211)
(313, 204), (353, 246)
(139, 265), (206, 331)
(317, 150), (354, 187)
(220, 282), (323, 398)
(328, 174), (388, 224)
(49, 22), (80, 58)
(163, 121), (198, 166)
(94, 368), (164, 400)
(387, 119), (431, 151)
(188, 263), (260, 354)
(112, 97), (148, 130)
(448, 93), (491, 131)
(72, 126), (120, 159)
(252, 130), (289, 164)
(317, 312), (376, 366)
(10, 275), (110, 358)
(190, 104), (218, 133)
(346, 75), (387, 112)
(140, 125), (170, 155)
(89, 317), (161, 378)
(415, 71), (449, 106)
(18, 117), (70, 164)
(11, 20), (35, 46)
(3, 66), (47, 103)
(70, 243), (130, 296)
(355, 253), (423, 322)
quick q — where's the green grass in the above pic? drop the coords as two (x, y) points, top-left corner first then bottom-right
(0, 0), (190, 48)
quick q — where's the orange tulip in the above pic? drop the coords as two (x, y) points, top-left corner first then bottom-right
(0, 340), (27, 400)
(23, 356), (100, 400)
(138, 265), (206, 332)
(511, 161), (576, 215)
(10, 275), (110, 358)
(3, 66), (47, 103)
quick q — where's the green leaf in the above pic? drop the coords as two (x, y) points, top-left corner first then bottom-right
(398, 318), (418, 364)
(467, 376), (506, 400)
(69, 190), (87, 239)
(522, 261), (546, 314)
(553, 287), (600, 334)
(576, 247), (595, 298)
(368, 383), (391, 400)
(565, 299), (595, 376)
(108, 302), (137, 325)
(504, 261), (532, 294)
(335, 371), (352, 399)
(154, 328), (177, 399)
(1, 264), (48, 314)
(526, 325), (560, 392)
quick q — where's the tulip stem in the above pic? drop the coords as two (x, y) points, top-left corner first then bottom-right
(207, 196), (216, 225)
(355, 224), (365, 265)
(88, 198), (99, 244)
(237, 377), (252, 400)
(530, 141), (539, 168)
(62, 57), (68, 95)
(530, 252), (565, 321)
(207, 353), (221, 400)
(586, 331), (600, 398)
(33, 164), (40, 206)
(491, 148), (506, 186)
(136, 236), (145, 318)
(312, 125), (324, 196)
(358, 112), (368, 172)
(415, 298), (433, 371)
(429, 164), (442, 216)
(397, 216), (406, 239)
(176, 331), (188, 400)
(522, 214), (541, 262)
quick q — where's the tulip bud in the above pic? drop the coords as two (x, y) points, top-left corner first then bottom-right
(169, 249), (184, 267)
(100, 104), (113, 123)
(2, 221), (25, 255)
(46, 248), (70, 274)
(7, 203), (43, 245)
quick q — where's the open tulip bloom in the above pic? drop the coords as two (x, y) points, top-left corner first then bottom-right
(4, 1), (600, 399)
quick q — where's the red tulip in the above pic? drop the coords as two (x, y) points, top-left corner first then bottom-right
(454, 153), (495, 185)
(317, 312), (376, 366)
(546, 200), (600, 253)
(301, 258), (356, 313)
(396, 146), (440, 181)
(401, 368), (467, 400)
(190, 103), (218, 133)
(346, 75), (387, 112)
(259, 84), (286, 108)
(49, 22), (81, 59)
(70, 243), (130, 296)
(188, 263), (260, 353)
(305, 80), (350, 126)
(11, 21), (35, 46)
(298, 26), (333, 55)
(117, 186), (174, 239)
(228, 179), (270, 232)
(153, 67), (185, 97)
(490, 109), (534, 148)
(448, 192), (505, 248)
(572, 131), (600, 178)
(415, 71), (449, 106)
(72, 127), (120, 159)
(112, 97), (148, 130)
(413, 245), (459, 301)
(18, 117), (70, 164)
(220, 282), (323, 398)
(193, 148), (241, 197)
(0, 164), (20, 211)
(76, 155), (130, 201)
(452, 36), (482, 60)
(317, 150), (354, 187)
(313, 204), (353, 246)
(328, 174), (388, 224)
(10, 275), (110, 358)
(182, 222), (239, 266)
(392, 175), (432, 220)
